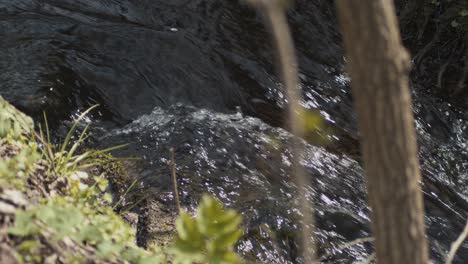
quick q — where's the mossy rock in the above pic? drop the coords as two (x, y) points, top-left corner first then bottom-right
(0, 97), (39, 190)
(0, 96), (34, 138)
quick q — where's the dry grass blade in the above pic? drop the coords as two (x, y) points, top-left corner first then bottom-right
(446, 220), (468, 264)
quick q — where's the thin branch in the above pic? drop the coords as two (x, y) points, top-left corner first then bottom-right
(446, 220), (468, 264)
(359, 252), (376, 264)
(169, 147), (181, 213)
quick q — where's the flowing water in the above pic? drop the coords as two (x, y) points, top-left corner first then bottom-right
(0, 0), (466, 263)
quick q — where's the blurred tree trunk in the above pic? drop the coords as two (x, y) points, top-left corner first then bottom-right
(335, 1), (429, 263)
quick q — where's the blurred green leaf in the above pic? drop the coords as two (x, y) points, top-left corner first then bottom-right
(173, 194), (243, 264)
(8, 210), (39, 236)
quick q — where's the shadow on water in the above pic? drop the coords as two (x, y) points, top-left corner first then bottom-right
(0, 0), (467, 263)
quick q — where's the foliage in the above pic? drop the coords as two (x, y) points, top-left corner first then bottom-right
(0, 139), (39, 190)
(172, 195), (243, 264)
(298, 108), (323, 133)
(1, 103), (161, 263)
(0, 96), (39, 189)
(9, 181), (164, 264)
(37, 106), (125, 178)
(0, 96), (34, 138)
(2, 101), (244, 263)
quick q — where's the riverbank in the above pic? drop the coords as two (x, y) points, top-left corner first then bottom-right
(0, 96), (165, 263)
(0, 96), (244, 264)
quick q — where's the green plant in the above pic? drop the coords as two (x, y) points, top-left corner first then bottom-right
(172, 195), (243, 264)
(0, 96), (34, 139)
(2, 100), (245, 263)
(37, 106), (125, 177)
(8, 164), (164, 263)
(1, 103), (161, 263)
(0, 96), (39, 190)
(9, 195), (164, 263)
(0, 139), (39, 190)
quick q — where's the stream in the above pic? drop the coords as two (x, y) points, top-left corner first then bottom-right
(0, 0), (467, 263)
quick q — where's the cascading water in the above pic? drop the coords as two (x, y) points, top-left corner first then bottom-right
(0, 0), (466, 263)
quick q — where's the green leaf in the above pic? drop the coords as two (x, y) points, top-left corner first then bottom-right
(16, 240), (41, 254)
(8, 210), (39, 236)
(97, 241), (122, 258)
(176, 211), (202, 243)
(0, 96), (34, 138)
(172, 194), (243, 264)
(60, 105), (99, 153)
(214, 229), (243, 250)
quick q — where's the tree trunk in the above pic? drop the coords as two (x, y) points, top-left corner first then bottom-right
(334, 1), (429, 263)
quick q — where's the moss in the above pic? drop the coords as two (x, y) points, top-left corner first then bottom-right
(0, 96), (40, 190)
(0, 139), (39, 190)
(0, 96), (34, 139)
(137, 199), (176, 249)
(91, 153), (130, 198)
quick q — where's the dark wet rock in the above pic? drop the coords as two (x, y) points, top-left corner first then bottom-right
(96, 105), (467, 263)
(0, 0), (350, 128)
(397, 0), (468, 107)
(96, 105), (369, 262)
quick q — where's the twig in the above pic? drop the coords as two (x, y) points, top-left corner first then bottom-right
(445, 220), (468, 264)
(246, 0), (315, 262)
(169, 147), (181, 212)
(318, 237), (374, 262)
(359, 252), (376, 264)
